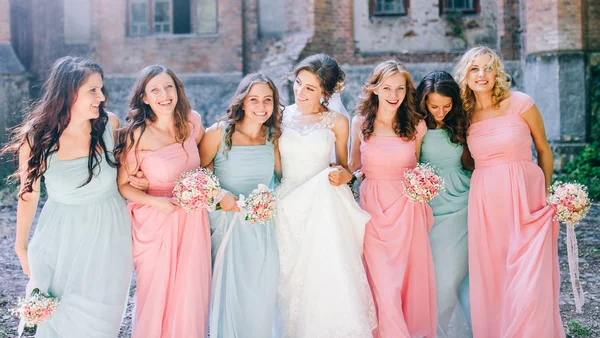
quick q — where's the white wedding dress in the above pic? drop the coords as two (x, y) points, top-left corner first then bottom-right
(274, 104), (377, 338)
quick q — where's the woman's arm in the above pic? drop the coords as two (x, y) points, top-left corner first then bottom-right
(14, 142), (40, 276)
(274, 139), (282, 180)
(461, 145), (475, 171)
(348, 115), (363, 173)
(521, 104), (553, 191)
(329, 114), (352, 185)
(198, 123), (240, 212)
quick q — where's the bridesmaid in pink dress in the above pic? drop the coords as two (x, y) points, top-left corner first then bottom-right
(115, 65), (211, 338)
(455, 47), (565, 337)
(349, 60), (437, 338)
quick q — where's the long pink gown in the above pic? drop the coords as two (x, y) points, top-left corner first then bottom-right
(126, 121), (211, 338)
(467, 91), (565, 337)
(360, 120), (437, 338)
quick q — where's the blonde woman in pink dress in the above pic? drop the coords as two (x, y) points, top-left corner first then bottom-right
(115, 65), (211, 338)
(349, 60), (437, 338)
(455, 47), (565, 337)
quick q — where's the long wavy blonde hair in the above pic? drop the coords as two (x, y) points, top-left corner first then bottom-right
(454, 46), (511, 119)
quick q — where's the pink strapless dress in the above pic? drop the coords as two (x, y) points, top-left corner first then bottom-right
(360, 120), (437, 338)
(467, 91), (565, 337)
(126, 130), (211, 338)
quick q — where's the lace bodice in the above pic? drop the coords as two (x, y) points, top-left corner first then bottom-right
(279, 104), (339, 186)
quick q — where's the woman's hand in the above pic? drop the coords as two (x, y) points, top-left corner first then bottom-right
(15, 245), (30, 276)
(129, 170), (150, 191)
(328, 165), (352, 186)
(152, 197), (180, 215)
(219, 192), (241, 212)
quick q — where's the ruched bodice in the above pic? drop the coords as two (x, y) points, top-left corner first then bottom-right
(468, 114), (533, 168)
(213, 127), (275, 196)
(44, 124), (119, 204)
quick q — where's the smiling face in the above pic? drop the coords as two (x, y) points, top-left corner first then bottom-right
(242, 82), (274, 124)
(374, 72), (407, 113)
(142, 72), (178, 115)
(293, 70), (324, 111)
(467, 54), (497, 94)
(70, 72), (105, 120)
(426, 92), (453, 126)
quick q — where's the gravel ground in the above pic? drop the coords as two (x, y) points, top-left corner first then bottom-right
(0, 193), (598, 338)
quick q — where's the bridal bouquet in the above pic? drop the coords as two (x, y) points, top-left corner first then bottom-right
(244, 184), (277, 224)
(172, 167), (225, 212)
(547, 181), (591, 313)
(11, 288), (59, 327)
(402, 164), (445, 203)
(547, 181), (591, 226)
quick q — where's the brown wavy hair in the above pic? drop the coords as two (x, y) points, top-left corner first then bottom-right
(1, 56), (115, 199)
(416, 71), (468, 145)
(114, 65), (191, 168)
(454, 46), (510, 120)
(355, 60), (421, 141)
(221, 73), (283, 154)
(291, 53), (345, 106)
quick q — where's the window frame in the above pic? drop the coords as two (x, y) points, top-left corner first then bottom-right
(370, 0), (409, 17)
(440, 0), (480, 15)
(127, 0), (217, 37)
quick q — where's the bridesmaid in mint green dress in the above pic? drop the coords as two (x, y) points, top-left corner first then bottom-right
(5, 57), (134, 337)
(199, 73), (282, 338)
(417, 71), (473, 337)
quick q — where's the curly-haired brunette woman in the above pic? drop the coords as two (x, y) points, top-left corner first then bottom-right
(2, 56), (132, 337)
(115, 65), (210, 338)
(198, 72), (283, 338)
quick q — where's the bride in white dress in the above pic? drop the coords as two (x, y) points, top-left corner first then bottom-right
(275, 54), (377, 338)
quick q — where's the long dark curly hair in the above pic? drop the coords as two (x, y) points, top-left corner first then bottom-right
(416, 71), (468, 145)
(355, 60), (421, 141)
(114, 65), (191, 168)
(221, 73), (283, 154)
(2, 56), (115, 199)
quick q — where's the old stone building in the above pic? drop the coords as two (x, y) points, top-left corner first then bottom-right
(0, 0), (597, 162)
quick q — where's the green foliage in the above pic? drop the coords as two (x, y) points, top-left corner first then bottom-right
(555, 62), (600, 200)
(566, 320), (592, 338)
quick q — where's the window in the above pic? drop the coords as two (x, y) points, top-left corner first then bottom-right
(442, 0), (478, 14)
(372, 0), (407, 16)
(128, 0), (217, 36)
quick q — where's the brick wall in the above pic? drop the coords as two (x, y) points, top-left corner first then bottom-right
(497, 0), (522, 60)
(94, 0), (243, 74)
(0, 0), (11, 43)
(585, 0), (600, 49)
(525, 0), (585, 54)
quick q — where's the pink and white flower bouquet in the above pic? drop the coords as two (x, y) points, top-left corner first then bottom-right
(547, 181), (591, 226)
(11, 288), (59, 328)
(402, 163), (445, 203)
(547, 181), (592, 313)
(172, 167), (226, 212)
(244, 184), (277, 224)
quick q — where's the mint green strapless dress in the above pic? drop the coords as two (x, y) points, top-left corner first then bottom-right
(420, 128), (472, 337)
(208, 123), (279, 338)
(27, 121), (132, 338)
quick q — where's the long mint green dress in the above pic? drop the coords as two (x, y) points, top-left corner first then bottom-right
(27, 121), (133, 337)
(420, 128), (472, 337)
(208, 123), (279, 338)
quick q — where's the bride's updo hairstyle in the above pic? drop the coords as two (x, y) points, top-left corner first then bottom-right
(292, 53), (345, 106)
